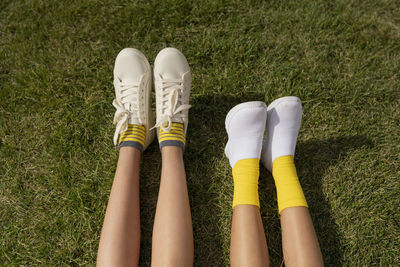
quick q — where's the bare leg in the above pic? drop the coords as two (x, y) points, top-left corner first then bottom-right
(230, 205), (269, 267)
(97, 147), (141, 267)
(151, 146), (193, 267)
(281, 206), (324, 267)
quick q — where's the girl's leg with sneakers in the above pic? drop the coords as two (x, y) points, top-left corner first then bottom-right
(97, 48), (155, 266)
(151, 48), (194, 267)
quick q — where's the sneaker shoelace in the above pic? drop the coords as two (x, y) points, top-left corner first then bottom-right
(112, 76), (144, 145)
(152, 77), (191, 132)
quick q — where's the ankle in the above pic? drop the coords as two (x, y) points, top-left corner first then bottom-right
(232, 158), (260, 208)
(161, 146), (183, 157)
(158, 122), (186, 151)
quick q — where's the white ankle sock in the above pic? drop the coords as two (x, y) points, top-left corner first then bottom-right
(261, 96), (302, 171)
(225, 101), (267, 167)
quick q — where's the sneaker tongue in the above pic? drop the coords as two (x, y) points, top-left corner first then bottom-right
(116, 75), (139, 113)
(128, 116), (141, 125)
(171, 117), (184, 123)
(160, 71), (184, 124)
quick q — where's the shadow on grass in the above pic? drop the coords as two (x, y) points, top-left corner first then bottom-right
(260, 135), (374, 266)
(138, 92), (266, 266)
(187, 92), (267, 266)
(138, 92), (372, 266)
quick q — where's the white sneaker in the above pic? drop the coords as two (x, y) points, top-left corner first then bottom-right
(224, 101), (267, 167)
(112, 48), (155, 149)
(261, 96), (302, 172)
(153, 48), (191, 134)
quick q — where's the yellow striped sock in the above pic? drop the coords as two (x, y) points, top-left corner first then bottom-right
(272, 155), (308, 213)
(158, 122), (185, 150)
(232, 158), (260, 208)
(119, 124), (146, 152)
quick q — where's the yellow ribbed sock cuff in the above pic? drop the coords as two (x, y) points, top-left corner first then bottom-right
(232, 158), (260, 208)
(159, 122), (185, 150)
(118, 124), (146, 151)
(272, 155), (308, 213)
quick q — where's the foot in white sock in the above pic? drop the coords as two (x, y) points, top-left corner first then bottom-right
(261, 96), (302, 172)
(225, 101), (267, 167)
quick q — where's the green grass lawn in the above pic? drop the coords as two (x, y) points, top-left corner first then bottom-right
(1, 0), (399, 265)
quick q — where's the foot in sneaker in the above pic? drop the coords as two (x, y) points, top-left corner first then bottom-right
(112, 48), (155, 152)
(224, 101), (267, 208)
(152, 48), (191, 151)
(261, 96), (308, 213)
